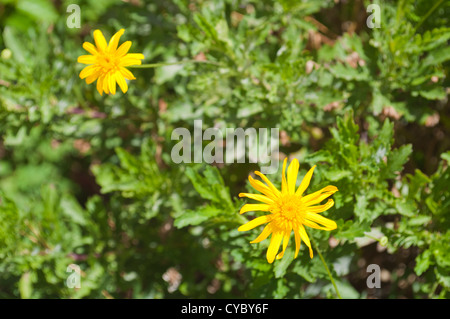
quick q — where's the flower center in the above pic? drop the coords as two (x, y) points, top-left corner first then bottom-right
(269, 194), (305, 230)
(98, 53), (119, 72)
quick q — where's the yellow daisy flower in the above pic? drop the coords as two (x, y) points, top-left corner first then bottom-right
(238, 158), (338, 264)
(77, 29), (144, 95)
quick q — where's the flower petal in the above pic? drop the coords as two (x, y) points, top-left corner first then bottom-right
(85, 72), (99, 84)
(123, 53), (145, 60)
(82, 42), (98, 55)
(281, 158), (288, 195)
(103, 73), (110, 94)
(79, 65), (97, 79)
(239, 193), (274, 204)
(116, 73), (128, 93)
(250, 223), (273, 243)
(298, 225), (313, 258)
(77, 55), (96, 64)
(239, 203), (270, 215)
(294, 228), (301, 258)
(302, 185), (338, 206)
(119, 58), (143, 67)
(306, 199), (335, 213)
(295, 165), (316, 196)
(287, 158), (299, 195)
(93, 30), (107, 52)
(238, 215), (272, 232)
(119, 67), (136, 80)
(109, 72), (117, 94)
(248, 175), (278, 201)
(254, 171), (281, 197)
(276, 231), (291, 260)
(116, 41), (132, 57)
(107, 29), (124, 53)
(266, 231), (283, 263)
(305, 212), (337, 231)
(96, 75), (104, 96)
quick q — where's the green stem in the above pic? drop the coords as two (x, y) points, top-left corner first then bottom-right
(412, 0), (444, 34)
(428, 281), (439, 299)
(311, 238), (342, 299)
(129, 59), (224, 69)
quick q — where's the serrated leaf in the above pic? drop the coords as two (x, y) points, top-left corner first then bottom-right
(323, 169), (351, 181)
(415, 249), (432, 276)
(173, 206), (222, 228)
(382, 144), (412, 179)
(274, 247), (295, 278)
(408, 215), (431, 227)
(335, 219), (371, 240)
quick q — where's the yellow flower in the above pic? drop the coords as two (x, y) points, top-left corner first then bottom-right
(238, 158), (338, 264)
(77, 29), (144, 95)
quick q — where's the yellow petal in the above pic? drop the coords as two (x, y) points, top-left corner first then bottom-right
(303, 219), (332, 231)
(248, 175), (278, 201)
(298, 225), (313, 258)
(276, 231), (291, 260)
(239, 193), (274, 204)
(85, 72), (99, 84)
(82, 42), (98, 55)
(305, 212), (337, 231)
(302, 185), (338, 206)
(250, 224), (273, 243)
(119, 58), (142, 67)
(96, 75), (104, 96)
(77, 55), (96, 64)
(123, 53), (145, 60)
(238, 215), (272, 232)
(116, 73), (128, 93)
(109, 72), (117, 94)
(79, 65), (97, 79)
(239, 203), (270, 215)
(267, 232), (283, 263)
(281, 158), (288, 195)
(294, 228), (301, 258)
(287, 158), (299, 195)
(306, 199), (335, 213)
(295, 165), (316, 196)
(93, 30), (107, 52)
(103, 73), (110, 94)
(107, 29), (124, 53)
(254, 171), (281, 197)
(120, 67), (136, 80)
(116, 41), (132, 57)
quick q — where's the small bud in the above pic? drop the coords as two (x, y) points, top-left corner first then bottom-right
(380, 236), (388, 247)
(1, 49), (12, 60)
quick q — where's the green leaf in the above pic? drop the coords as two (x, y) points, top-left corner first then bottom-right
(408, 215), (431, 227)
(335, 219), (371, 240)
(173, 205), (222, 228)
(16, 0), (58, 24)
(2, 27), (27, 63)
(274, 247), (295, 278)
(415, 249), (432, 276)
(323, 169), (351, 181)
(382, 144), (412, 179)
(395, 201), (415, 217)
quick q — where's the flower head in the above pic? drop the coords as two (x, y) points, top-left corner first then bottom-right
(238, 158), (338, 263)
(77, 29), (144, 95)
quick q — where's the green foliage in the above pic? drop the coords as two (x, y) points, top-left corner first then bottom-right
(0, 0), (449, 299)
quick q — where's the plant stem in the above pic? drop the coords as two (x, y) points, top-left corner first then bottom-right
(129, 59), (224, 69)
(412, 0), (444, 34)
(311, 237), (342, 299)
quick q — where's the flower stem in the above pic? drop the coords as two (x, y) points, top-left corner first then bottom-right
(311, 237), (342, 299)
(412, 0), (443, 34)
(129, 59), (224, 68)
